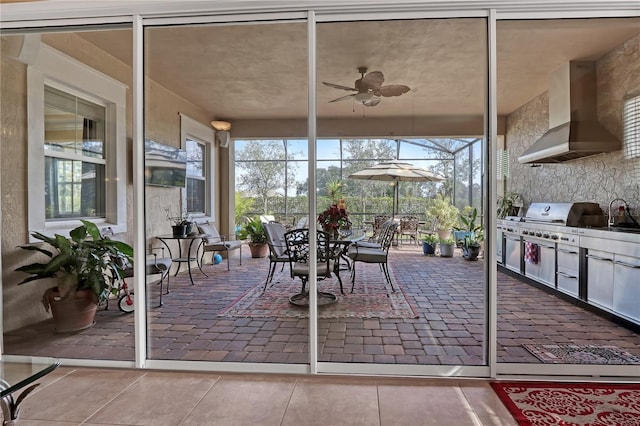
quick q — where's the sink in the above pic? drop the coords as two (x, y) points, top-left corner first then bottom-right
(607, 226), (640, 234)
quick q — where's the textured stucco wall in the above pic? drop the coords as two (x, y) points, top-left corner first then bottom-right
(0, 39), (40, 327)
(1, 32), (216, 332)
(506, 33), (640, 218)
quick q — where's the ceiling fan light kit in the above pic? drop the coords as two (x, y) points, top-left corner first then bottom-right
(354, 92), (374, 102)
(323, 66), (410, 107)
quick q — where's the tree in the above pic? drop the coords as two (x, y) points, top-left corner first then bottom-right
(234, 193), (254, 224)
(235, 140), (298, 213)
(298, 166), (341, 197)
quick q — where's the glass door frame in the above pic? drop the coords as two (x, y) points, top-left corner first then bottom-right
(2, 1), (638, 381)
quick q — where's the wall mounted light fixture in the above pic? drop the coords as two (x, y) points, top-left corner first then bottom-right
(211, 120), (232, 147)
(211, 120), (231, 131)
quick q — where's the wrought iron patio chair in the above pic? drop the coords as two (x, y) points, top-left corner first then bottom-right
(262, 221), (290, 290)
(347, 221), (399, 292)
(370, 215), (391, 241)
(399, 215), (420, 246)
(354, 219), (394, 249)
(284, 228), (344, 305)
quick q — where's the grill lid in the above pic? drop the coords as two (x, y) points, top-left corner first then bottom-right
(524, 202), (605, 227)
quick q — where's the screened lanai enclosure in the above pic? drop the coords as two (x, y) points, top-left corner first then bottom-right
(234, 137), (483, 228)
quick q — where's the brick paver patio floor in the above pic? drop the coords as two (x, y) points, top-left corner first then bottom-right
(5, 244), (640, 366)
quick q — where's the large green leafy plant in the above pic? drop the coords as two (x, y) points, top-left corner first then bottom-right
(458, 207), (483, 248)
(237, 216), (267, 244)
(426, 193), (459, 231)
(16, 220), (134, 304)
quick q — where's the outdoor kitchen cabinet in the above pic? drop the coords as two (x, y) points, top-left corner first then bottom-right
(580, 230), (640, 326)
(612, 254), (640, 324)
(585, 248), (614, 310)
(556, 243), (579, 297)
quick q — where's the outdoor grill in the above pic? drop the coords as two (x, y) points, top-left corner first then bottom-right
(521, 202), (606, 228)
(499, 202), (607, 293)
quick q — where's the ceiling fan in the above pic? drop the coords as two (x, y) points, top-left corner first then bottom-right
(323, 66), (411, 107)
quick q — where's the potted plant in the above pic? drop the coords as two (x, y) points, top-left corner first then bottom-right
(237, 216), (268, 258)
(165, 206), (193, 236)
(15, 220), (133, 333)
(453, 206), (474, 246)
(317, 204), (350, 239)
(497, 192), (523, 219)
(439, 237), (455, 257)
(458, 207), (483, 261)
(422, 234), (438, 255)
(426, 193), (459, 240)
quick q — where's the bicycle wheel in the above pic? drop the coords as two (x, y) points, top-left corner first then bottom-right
(118, 292), (135, 313)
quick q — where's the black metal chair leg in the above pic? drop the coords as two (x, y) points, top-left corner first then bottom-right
(382, 264), (395, 292)
(350, 263), (357, 293)
(264, 261), (276, 291)
(336, 271), (344, 294)
(158, 276), (164, 307)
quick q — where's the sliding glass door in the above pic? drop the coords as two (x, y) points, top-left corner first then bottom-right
(143, 19), (311, 366)
(315, 17), (489, 373)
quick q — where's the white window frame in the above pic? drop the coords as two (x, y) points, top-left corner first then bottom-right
(27, 43), (128, 238)
(623, 94), (640, 159)
(180, 113), (215, 222)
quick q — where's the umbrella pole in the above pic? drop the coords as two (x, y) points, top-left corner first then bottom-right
(393, 180), (398, 219)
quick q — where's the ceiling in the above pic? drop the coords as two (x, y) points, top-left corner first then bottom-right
(70, 17), (640, 122)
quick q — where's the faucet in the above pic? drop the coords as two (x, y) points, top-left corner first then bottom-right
(607, 198), (629, 228)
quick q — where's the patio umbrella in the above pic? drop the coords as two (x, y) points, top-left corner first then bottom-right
(348, 160), (444, 218)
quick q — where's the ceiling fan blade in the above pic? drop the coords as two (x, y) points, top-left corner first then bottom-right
(362, 71), (385, 89)
(322, 81), (357, 91)
(329, 94), (356, 103)
(375, 84), (411, 97)
(362, 97), (381, 107)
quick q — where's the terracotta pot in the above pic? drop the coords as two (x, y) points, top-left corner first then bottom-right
(45, 287), (98, 333)
(248, 242), (269, 258)
(436, 229), (451, 240)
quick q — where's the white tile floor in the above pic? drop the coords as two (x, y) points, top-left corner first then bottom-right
(13, 367), (518, 425)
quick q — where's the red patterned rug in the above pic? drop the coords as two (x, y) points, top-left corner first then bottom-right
(491, 381), (640, 426)
(218, 265), (419, 319)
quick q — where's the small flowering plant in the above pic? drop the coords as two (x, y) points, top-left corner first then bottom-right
(317, 204), (349, 232)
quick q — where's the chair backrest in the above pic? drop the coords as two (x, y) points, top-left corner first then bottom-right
(379, 221), (399, 251)
(259, 214), (276, 224)
(295, 216), (309, 229)
(263, 222), (288, 257)
(400, 216), (419, 231)
(197, 222), (221, 242)
(373, 215), (391, 231)
(371, 220), (394, 244)
(284, 229), (332, 277)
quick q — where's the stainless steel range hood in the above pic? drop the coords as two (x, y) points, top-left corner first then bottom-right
(518, 61), (620, 164)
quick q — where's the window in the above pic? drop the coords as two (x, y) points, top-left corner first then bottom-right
(623, 95), (640, 159)
(27, 43), (128, 237)
(180, 114), (215, 220)
(186, 138), (206, 214)
(44, 85), (106, 220)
